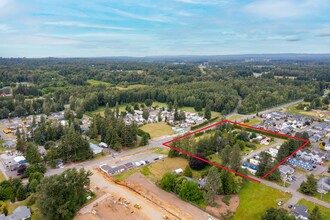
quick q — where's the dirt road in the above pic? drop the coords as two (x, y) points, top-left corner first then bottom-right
(89, 171), (174, 220)
(126, 173), (218, 220)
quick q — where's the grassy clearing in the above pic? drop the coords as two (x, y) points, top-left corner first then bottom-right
(87, 79), (113, 86)
(315, 191), (330, 204)
(228, 114), (243, 121)
(207, 153), (222, 164)
(116, 84), (148, 90)
(140, 122), (174, 138)
(147, 157), (189, 181)
(113, 168), (142, 182)
(0, 170), (6, 182)
(153, 147), (169, 155)
(234, 181), (291, 220)
(297, 199), (330, 220)
(245, 118), (263, 125)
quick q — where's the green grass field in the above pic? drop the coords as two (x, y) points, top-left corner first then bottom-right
(87, 79), (113, 86)
(116, 84), (148, 90)
(140, 122), (174, 138)
(315, 191), (330, 204)
(297, 199), (330, 220)
(234, 181), (291, 220)
(245, 118), (263, 125)
(228, 114), (243, 121)
(0, 170), (6, 182)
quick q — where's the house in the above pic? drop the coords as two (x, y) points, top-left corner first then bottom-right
(261, 137), (271, 145)
(3, 140), (16, 148)
(173, 168), (183, 175)
(99, 164), (111, 174)
(89, 143), (103, 155)
(291, 205), (309, 220)
(184, 177), (207, 188)
(0, 206), (31, 220)
(99, 142), (108, 148)
(279, 165), (294, 179)
(309, 136), (320, 143)
(14, 156), (26, 165)
(324, 143), (330, 151)
(124, 162), (134, 169)
(249, 158), (260, 166)
(108, 165), (126, 175)
(317, 177), (330, 193)
(38, 146), (47, 156)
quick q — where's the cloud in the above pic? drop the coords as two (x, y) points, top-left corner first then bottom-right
(316, 33), (330, 37)
(44, 21), (135, 31)
(175, 0), (227, 5)
(244, 0), (325, 19)
(106, 6), (172, 23)
(0, 24), (16, 33)
(267, 35), (302, 42)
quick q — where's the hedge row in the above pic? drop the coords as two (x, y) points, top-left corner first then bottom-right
(190, 117), (219, 131)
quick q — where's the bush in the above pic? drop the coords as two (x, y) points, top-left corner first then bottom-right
(191, 117), (219, 130)
(26, 194), (37, 206)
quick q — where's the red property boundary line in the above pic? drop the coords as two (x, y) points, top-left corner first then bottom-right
(162, 119), (310, 183)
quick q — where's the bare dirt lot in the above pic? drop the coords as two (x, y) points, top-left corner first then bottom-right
(206, 195), (239, 218)
(126, 172), (218, 220)
(75, 197), (146, 220)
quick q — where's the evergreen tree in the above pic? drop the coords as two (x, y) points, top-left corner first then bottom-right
(142, 109), (149, 120)
(309, 206), (322, 220)
(183, 165), (193, 178)
(16, 185), (26, 201)
(204, 104), (211, 120)
(140, 134), (149, 146)
(300, 174), (318, 196)
(230, 144), (241, 171)
(26, 144), (42, 164)
(205, 166), (222, 204)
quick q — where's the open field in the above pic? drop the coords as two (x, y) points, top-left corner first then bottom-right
(116, 84), (148, 90)
(87, 79), (113, 86)
(140, 122), (174, 138)
(0, 170), (6, 182)
(245, 118), (264, 125)
(298, 199), (330, 220)
(152, 147), (169, 155)
(316, 191), (330, 204)
(228, 114), (243, 121)
(285, 102), (330, 119)
(234, 181), (291, 220)
(147, 157), (190, 181)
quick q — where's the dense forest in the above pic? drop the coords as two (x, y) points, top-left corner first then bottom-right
(0, 57), (328, 119)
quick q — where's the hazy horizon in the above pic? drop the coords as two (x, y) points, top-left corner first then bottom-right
(1, 0), (330, 57)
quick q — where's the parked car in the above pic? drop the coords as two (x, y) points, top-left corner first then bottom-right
(288, 205), (293, 209)
(277, 201), (283, 206)
(145, 160), (150, 164)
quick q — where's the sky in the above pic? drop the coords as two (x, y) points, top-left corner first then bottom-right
(1, 0), (330, 57)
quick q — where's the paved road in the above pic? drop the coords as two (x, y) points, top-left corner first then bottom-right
(46, 136), (174, 177)
(227, 99), (304, 122)
(256, 176), (330, 209)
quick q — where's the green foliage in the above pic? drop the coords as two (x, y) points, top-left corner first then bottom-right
(204, 105), (211, 120)
(183, 165), (192, 178)
(26, 144), (42, 164)
(16, 185), (27, 201)
(36, 168), (92, 220)
(140, 133), (149, 146)
(261, 208), (295, 220)
(179, 180), (203, 203)
(309, 206), (323, 220)
(205, 166), (222, 204)
(0, 201), (7, 215)
(300, 174), (318, 196)
(160, 172), (177, 192)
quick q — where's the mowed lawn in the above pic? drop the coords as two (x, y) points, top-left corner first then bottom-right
(234, 181), (291, 220)
(0, 170), (6, 182)
(298, 199), (330, 220)
(245, 118), (264, 125)
(140, 122), (174, 138)
(147, 157), (189, 181)
(228, 114), (243, 121)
